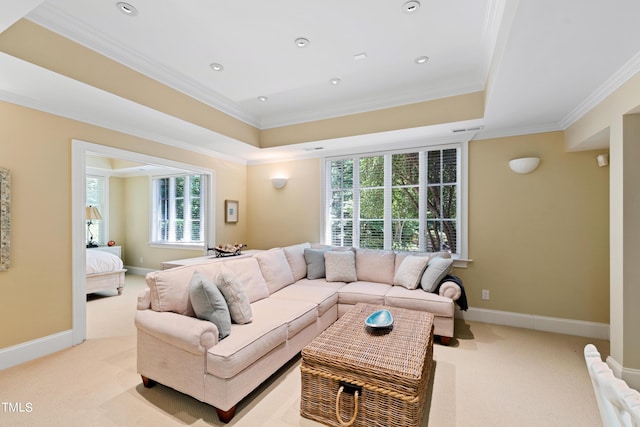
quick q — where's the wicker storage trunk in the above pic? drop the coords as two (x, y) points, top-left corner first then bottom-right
(300, 303), (434, 427)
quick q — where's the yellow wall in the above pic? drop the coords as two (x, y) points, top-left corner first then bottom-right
(459, 132), (609, 322)
(0, 101), (247, 348)
(247, 159), (322, 249)
(0, 99), (612, 350)
(247, 132), (610, 323)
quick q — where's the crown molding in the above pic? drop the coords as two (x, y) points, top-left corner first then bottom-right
(473, 122), (564, 141)
(26, 3), (260, 127)
(0, 88), (247, 165)
(560, 50), (640, 129)
(259, 82), (485, 129)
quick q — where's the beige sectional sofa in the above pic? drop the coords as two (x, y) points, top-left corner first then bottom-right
(135, 243), (463, 422)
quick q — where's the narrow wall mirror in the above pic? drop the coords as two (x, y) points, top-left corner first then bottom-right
(0, 167), (10, 270)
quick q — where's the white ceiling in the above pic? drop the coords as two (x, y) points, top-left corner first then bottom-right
(2, 0), (640, 163)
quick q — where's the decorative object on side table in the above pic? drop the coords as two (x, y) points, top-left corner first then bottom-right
(209, 243), (246, 257)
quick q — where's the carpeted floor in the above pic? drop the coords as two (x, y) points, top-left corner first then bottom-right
(0, 274), (608, 426)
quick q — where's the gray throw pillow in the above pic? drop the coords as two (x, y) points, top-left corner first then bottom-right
(304, 248), (329, 279)
(421, 256), (454, 292)
(215, 267), (253, 324)
(189, 271), (231, 339)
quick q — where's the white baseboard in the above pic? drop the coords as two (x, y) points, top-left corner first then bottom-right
(125, 266), (155, 276)
(0, 330), (73, 371)
(606, 356), (640, 391)
(456, 307), (610, 340)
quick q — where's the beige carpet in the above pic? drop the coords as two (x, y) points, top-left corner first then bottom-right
(0, 274), (608, 426)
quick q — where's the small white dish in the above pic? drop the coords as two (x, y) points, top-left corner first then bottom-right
(365, 309), (394, 328)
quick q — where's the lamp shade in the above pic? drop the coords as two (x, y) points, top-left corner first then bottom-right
(509, 157), (540, 174)
(86, 206), (103, 220)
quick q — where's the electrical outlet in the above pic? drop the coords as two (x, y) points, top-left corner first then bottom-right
(139, 257), (144, 263)
(482, 289), (490, 300)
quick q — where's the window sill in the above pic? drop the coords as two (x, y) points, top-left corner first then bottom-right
(149, 242), (204, 251)
(452, 258), (473, 269)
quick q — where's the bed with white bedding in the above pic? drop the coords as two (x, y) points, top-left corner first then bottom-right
(86, 249), (126, 295)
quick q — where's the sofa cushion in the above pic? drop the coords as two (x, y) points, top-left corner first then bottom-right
(325, 250), (357, 282)
(337, 281), (391, 305)
(421, 256), (454, 292)
(145, 263), (222, 316)
(189, 271), (231, 339)
(252, 298), (318, 339)
(283, 242), (311, 281)
(222, 257), (269, 303)
(215, 267), (253, 324)
(355, 248), (396, 285)
(254, 248), (295, 294)
(304, 248), (329, 279)
(294, 277), (347, 291)
(384, 286), (454, 317)
(206, 299), (317, 379)
(207, 320), (288, 379)
(393, 255), (430, 290)
(270, 283), (339, 316)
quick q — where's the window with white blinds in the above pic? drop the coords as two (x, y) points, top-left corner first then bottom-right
(151, 174), (204, 245)
(325, 145), (464, 256)
(86, 175), (106, 245)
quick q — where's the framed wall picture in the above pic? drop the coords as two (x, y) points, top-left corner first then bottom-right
(225, 200), (238, 223)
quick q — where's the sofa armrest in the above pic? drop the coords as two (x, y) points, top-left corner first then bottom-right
(137, 288), (151, 310)
(135, 309), (219, 355)
(438, 281), (462, 301)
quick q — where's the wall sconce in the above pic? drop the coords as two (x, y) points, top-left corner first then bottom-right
(271, 177), (288, 189)
(509, 157), (540, 174)
(597, 154), (609, 167)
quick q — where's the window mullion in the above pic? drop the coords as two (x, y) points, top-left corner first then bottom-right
(169, 177), (176, 242)
(419, 152), (427, 252)
(184, 176), (192, 242)
(353, 156), (360, 248)
(383, 155), (392, 250)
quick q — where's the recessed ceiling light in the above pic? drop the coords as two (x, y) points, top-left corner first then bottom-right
(116, 2), (138, 16)
(415, 56), (429, 64)
(210, 63), (224, 71)
(295, 37), (310, 48)
(257, 96), (268, 102)
(329, 78), (341, 85)
(402, 1), (420, 14)
(353, 52), (367, 61)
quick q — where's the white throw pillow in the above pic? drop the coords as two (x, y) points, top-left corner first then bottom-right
(324, 250), (357, 282)
(254, 248), (295, 294)
(393, 255), (430, 290)
(421, 256), (454, 292)
(215, 267), (253, 324)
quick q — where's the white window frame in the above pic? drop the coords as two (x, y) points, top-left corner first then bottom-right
(150, 173), (206, 249)
(321, 141), (469, 263)
(85, 173), (109, 245)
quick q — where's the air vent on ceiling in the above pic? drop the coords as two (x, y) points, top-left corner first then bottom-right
(451, 126), (484, 133)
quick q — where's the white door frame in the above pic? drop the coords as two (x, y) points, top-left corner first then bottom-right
(71, 139), (215, 345)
